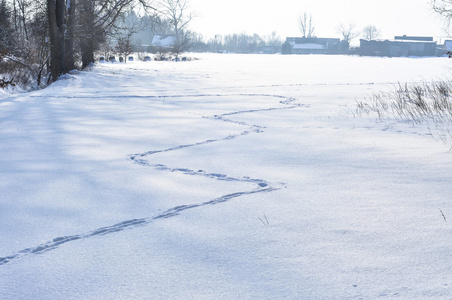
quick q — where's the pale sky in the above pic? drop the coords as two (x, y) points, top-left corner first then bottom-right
(189, 0), (448, 43)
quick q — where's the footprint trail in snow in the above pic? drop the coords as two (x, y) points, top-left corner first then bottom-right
(0, 92), (302, 266)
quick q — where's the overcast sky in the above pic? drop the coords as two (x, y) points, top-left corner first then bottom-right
(189, 0), (447, 43)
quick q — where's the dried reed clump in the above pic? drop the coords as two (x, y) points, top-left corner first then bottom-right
(355, 79), (452, 145)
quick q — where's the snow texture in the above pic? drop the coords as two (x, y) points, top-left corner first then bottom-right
(1, 54), (452, 299)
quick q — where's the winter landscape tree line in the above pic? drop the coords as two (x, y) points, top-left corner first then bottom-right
(1, 0), (452, 91)
(0, 0), (286, 90)
(0, 0), (194, 88)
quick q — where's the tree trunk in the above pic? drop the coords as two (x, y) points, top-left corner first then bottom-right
(80, 0), (95, 69)
(65, 0), (75, 70)
(47, 0), (75, 81)
(56, 0), (66, 73)
(47, 0), (62, 82)
(81, 37), (95, 69)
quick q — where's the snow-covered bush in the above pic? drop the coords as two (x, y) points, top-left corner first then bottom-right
(0, 55), (49, 92)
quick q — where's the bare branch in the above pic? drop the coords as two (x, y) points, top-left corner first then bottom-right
(298, 12), (315, 38)
(431, 0), (452, 34)
(362, 25), (380, 41)
(337, 23), (359, 44)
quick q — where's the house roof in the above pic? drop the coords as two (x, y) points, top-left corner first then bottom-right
(286, 37), (340, 45)
(360, 39), (436, 44)
(151, 35), (176, 47)
(394, 35), (434, 42)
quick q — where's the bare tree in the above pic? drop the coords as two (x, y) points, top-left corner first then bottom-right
(11, 0), (32, 40)
(337, 23), (359, 53)
(47, 0), (157, 78)
(188, 32), (208, 52)
(432, 0), (452, 19)
(337, 23), (359, 44)
(298, 12), (315, 38)
(77, 0), (133, 68)
(112, 10), (149, 52)
(0, 0), (15, 53)
(159, 0), (193, 60)
(159, 0), (192, 38)
(115, 34), (134, 62)
(27, 1), (51, 85)
(1, 0), (50, 87)
(431, 0), (452, 34)
(171, 31), (191, 59)
(264, 31), (282, 47)
(362, 25), (380, 41)
(210, 34), (222, 53)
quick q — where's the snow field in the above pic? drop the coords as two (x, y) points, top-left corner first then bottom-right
(1, 54), (452, 299)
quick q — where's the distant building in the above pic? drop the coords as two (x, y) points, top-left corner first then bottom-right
(444, 40), (452, 52)
(394, 35), (434, 42)
(359, 36), (437, 57)
(285, 37), (342, 54)
(437, 40), (452, 56)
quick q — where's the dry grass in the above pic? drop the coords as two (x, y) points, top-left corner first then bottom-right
(355, 79), (452, 146)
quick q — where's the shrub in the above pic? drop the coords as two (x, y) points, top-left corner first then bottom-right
(0, 59), (36, 90)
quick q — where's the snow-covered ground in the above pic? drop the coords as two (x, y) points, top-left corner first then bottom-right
(1, 54), (452, 299)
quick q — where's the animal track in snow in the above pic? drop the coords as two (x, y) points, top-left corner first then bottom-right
(0, 92), (301, 266)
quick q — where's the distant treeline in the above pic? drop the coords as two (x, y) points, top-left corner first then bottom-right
(184, 32), (283, 54)
(131, 28), (284, 54)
